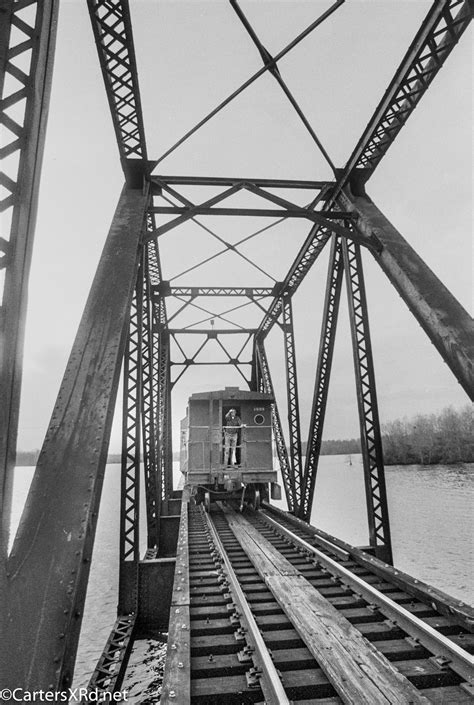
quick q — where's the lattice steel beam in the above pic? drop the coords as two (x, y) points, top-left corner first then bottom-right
(145, 216), (172, 505)
(157, 328), (173, 498)
(256, 0), (471, 341)
(0, 0), (59, 558)
(1, 186), (147, 691)
(141, 247), (161, 549)
(257, 225), (332, 337)
(255, 339), (295, 512)
(118, 266), (142, 614)
(87, 0), (149, 184)
(342, 237), (393, 565)
(299, 236), (345, 522)
(153, 286), (277, 298)
(282, 296), (303, 510)
(84, 615), (135, 695)
(342, 0), (472, 188)
(168, 328), (257, 335)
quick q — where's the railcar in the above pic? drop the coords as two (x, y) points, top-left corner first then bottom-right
(180, 386), (280, 510)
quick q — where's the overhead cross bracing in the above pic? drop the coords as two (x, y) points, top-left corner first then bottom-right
(0, 0), (473, 696)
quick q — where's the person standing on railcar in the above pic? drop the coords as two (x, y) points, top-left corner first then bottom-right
(224, 408), (241, 466)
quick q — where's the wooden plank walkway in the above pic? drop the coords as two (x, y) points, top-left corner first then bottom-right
(222, 505), (430, 705)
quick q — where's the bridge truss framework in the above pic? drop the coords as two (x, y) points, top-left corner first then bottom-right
(0, 0), (473, 692)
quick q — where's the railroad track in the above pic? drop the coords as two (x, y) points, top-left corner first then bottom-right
(161, 496), (474, 704)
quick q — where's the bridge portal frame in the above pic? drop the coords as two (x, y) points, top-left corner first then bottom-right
(0, 0), (472, 694)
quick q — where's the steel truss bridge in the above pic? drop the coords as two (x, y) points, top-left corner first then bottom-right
(0, 0), (473, 701)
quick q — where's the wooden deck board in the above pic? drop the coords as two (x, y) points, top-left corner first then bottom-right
(222, 505), (430, 705)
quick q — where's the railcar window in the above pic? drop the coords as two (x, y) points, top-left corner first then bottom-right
(254, 414), (265, 425)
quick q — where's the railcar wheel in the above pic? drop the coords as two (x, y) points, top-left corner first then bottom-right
(204, 492), (211, 513)
(252, 489), (261, 511)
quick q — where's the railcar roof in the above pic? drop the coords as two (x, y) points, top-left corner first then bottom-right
(189, 387), (274, 403)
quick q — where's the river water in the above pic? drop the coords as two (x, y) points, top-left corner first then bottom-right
(9, 456), (474, 689)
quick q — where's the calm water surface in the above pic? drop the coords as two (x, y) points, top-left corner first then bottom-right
(10, 456), (474, 688)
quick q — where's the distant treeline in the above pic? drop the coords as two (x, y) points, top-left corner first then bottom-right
(16, 406), (473, 468)
(381, 405), (473, 465)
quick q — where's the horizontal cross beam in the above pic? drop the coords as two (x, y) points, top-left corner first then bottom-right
(171, 360), (251, 366)
(167, 328), (257, 335)
(151, 175), (332, 190)
(152, 286), (277, 297)
(151, 206), (355, 220)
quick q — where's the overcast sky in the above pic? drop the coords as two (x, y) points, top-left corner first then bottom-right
(14, 0), (472, 453)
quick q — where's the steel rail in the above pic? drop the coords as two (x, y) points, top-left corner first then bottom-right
(260, 510), (474, 684)
(203, 507), (291, 705)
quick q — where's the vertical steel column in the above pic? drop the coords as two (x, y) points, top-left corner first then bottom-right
(0, 0), (59, 557)
(281, 295), (303, 511)
(1, 185), (148, 690)
(250, 341), (259, 392)
(299, 236), (344, 521)
(342, 237), (393, 564)
(141, 246), (161, 550)
(118, 264), (143, 613)
(158, 328), (173, 499)
(255, 339), (295, 512)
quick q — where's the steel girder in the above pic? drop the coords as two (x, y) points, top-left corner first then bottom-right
(141, 247), (161, 550)
(157, 328), (173, 500)
(255, 339), (295, 512)
(147, 182), (359, 243)
(341, 0), (473, 189)
(257, 225), (332, 338)
(0, 186), (148, 690)
(299, 237), (345, 522)
(118, 265), (142, 614)
(86, 0), (149, 184)
(256, 0), (472, 344)
(282, 296), (303, 510)
(0, 0), (59, 558)
(145, 221), (173, 507)
(342, 190), (474, 400)
(151, 175), (331, 190)
(342, 238), (393, 565)
(155, 286), (277, 298)
(85, 615), (135, 696)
